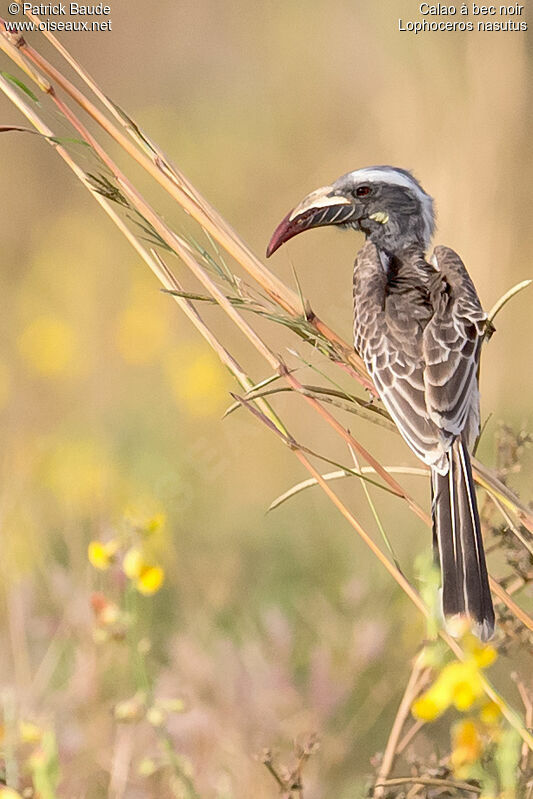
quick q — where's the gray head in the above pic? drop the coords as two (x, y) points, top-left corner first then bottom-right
(267, 166), (435, 257)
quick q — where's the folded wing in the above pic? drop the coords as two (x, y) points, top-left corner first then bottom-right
(423, 245), (486, 449)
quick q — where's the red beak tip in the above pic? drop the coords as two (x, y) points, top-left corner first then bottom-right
(266, 214), (292, 258)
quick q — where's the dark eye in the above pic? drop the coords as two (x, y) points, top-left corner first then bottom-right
(356, 185), (372, 198)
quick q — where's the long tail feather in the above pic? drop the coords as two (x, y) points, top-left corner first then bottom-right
(431, 439), (495, 641)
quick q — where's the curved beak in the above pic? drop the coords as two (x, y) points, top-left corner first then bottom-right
(266, 185), (355, 257)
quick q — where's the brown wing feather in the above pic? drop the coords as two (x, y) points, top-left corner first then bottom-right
(423, 246), (486, 448)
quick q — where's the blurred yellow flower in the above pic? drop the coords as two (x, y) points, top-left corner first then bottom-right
(164, 346), (229, 417)
(412, 640), (497, 722)
(123, 546), (164, 595)
(138, 758), (158, 777)
(452, 663), (485, 711)
(451, 718), (483, 775)
(88, 540), (119, 571)
(0, 789), (24, 799)
(146, 706), (166, 727)
(116, 303), (167, 365)
(413, 660), (483, 720)
(469, 640), (497, 669)
(136, 565), (164, 595)
(18, 315), (75, 376)
(144, 512), (166, 535)
(19, 720), (43, 743)
(479, 700), (501, 726)
(114, 692), (146, 723)
(123, 546), (144, 579)
(125, 507), (166, 537)
(0, 359), (11, 410)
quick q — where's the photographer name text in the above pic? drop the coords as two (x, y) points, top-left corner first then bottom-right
(17, 2), (109, 13)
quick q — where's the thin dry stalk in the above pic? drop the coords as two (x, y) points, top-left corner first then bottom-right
(488, 493), (533, 559)
(396, 719), (425, 757)
(512, 673), (533, 774)
(375, 776), (481, 794)
(373, 654), (432, 798)
(268, 466), (429, 512)
(488, 579), (533, 633)
(260, 737), (318, 799)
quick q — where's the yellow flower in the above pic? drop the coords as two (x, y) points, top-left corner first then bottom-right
(412, 688), (449, 721)
(411, 694), (442, 721)
(138, 758), (158, 777)
(449, 662), (485, 711)
(412, 642), (497, 722)
(146, 706), (166, 727)
(144, 513), (166, 535)
(451, 719), (483, 776)
(122, 547), (164, 595)
(18, 315), (75, 376)
(0, 789), (25, 799)
(470, 642), (497, 669)
(413, 661), (480, 720)
(479, 700), (501, 727)
(88, 539), (119, 571)
(19, 720), (43, 743)
(124, 501), (167, 536)
(114, 692), (146, 723)
(122, 546), (144, 579)
(136, 565), (164, 595)
(125, 508), (166, 537)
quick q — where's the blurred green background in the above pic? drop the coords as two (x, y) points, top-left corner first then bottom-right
(0, 1), (531, 796)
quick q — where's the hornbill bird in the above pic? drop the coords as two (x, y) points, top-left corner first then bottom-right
(266, 166), (495, 641)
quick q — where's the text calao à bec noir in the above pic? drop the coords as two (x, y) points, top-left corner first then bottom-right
(399, 3), (527, 31)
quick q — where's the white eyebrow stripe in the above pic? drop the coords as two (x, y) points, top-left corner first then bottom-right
(348, 168), (425, 196)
